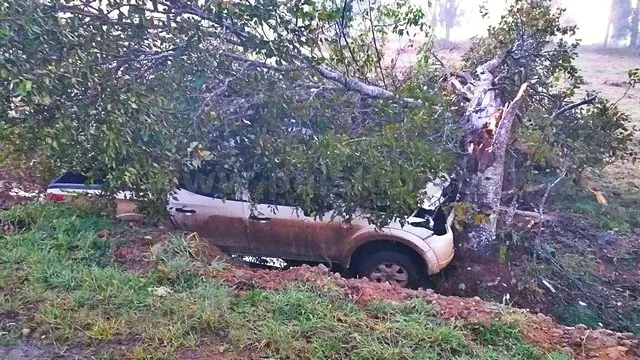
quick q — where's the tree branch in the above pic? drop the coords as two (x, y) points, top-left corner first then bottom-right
(430, 51), (474, 83)
(368, 0), (387, 89)
(219, 52), (420, 103)
(312, 65), (415, 101)
(219, 52), (305, 72)
(551, 95), (597, 118)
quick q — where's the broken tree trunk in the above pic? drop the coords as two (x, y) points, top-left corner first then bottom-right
(458, 57), (528, 260)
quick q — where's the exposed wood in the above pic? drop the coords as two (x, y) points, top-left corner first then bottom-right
(460, 48), (529, 257)
(589, 188), (608, 205)
(498, 207), (556, 222)
(502, 184), (546, 197)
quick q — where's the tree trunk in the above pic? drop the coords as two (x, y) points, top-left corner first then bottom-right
(445, 25), (451, 41)
(604, 0), (614, 48)
(459, 58), (528, 260)
(630, 5), (640, 47)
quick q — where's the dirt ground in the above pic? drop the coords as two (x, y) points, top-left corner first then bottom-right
(58, 228), (640, 359)
(0, 166), (43, 210)
(432, 215), (640, 333)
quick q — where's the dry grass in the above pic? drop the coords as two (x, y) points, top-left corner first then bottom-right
(575, 51), (640, 192)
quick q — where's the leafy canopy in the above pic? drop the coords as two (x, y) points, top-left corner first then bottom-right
(0, 0), (453, 223)
(464, 0), (635, 175)
(1, 0), (635, 225)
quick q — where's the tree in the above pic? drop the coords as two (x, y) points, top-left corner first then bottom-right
(1, 0), (634, 259)
(0, 0), (449, 226)
(604, 0), (639, 47)
(630, 3), (640, 47)
(431, 0), (463, 41)
(458, 1), (635, 256)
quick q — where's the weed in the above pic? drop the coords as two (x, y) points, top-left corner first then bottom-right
(209, 256), (230, 271)
(86, 318), (121, 340)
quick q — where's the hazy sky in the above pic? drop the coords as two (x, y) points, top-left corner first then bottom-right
(417, 0), (618, 45)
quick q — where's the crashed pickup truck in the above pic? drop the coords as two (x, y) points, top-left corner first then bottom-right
(46, 172), (455, 288)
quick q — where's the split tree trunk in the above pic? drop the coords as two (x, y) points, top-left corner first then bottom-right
(457, 58), (528, 260)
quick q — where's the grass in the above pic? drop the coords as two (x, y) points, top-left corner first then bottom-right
(551, 178), (640, 233)
(553, 304), (602, 329)
(574, 51), (640, 196)
(0, 203), (571, 359)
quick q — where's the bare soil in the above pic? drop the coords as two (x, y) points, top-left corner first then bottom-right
(433, 216), (640, 332)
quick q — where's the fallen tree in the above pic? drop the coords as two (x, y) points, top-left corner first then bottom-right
(0, 0), (635, 259)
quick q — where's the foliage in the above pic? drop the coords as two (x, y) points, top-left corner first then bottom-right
(0, 0), (453, 224)
(0, 203), (570, 359)
(463, 0), (635, 178)
(630, 68), (640, 86)
(1, 0), (635, 233)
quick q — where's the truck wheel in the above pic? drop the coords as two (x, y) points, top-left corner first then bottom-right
(354, 250), (426, 289)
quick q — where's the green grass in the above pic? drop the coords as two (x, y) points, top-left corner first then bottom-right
(551, 179), (640, 233)
(552, 304), (602, 329)
(0, 203), (569, 359)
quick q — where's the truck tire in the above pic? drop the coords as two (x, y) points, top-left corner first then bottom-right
(353, 250), (426, 289)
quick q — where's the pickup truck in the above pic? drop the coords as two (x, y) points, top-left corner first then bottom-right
(46, 172), (455, 288)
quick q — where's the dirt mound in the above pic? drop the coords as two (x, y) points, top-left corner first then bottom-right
(432, 214), (640, 337)
(109, 225), (639, 359)
(208, 263), (640, 359)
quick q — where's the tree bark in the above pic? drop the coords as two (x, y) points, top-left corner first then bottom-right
(459, 56), (528, 259)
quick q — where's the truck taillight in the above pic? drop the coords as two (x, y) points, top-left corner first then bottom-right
(46, 193), (66, 202)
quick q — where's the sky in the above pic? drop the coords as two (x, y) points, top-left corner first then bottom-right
(413, 0), (617, 45)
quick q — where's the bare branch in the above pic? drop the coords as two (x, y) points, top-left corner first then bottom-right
(533, 168), (567, 255)
(430, 51), (473, 83)
(450, 78), (474, 100)
(219, 52), (420, 103)
(498, 207), (556, 223)
(551, 95), (597, 118)
(219, 52), (305, 72)
(312, 65), (416, 102)
(368, 0), (387, 89)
